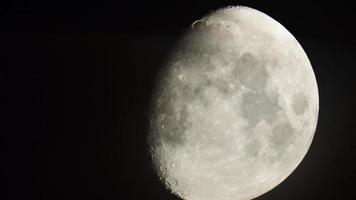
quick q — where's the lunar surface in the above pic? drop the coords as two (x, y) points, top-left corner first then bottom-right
(148, 6), (319, 200)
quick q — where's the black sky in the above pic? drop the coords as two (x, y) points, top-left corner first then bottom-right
(2, 0), (356, 199)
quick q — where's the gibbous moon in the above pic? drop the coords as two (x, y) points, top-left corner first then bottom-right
(148, 6), (319, 200)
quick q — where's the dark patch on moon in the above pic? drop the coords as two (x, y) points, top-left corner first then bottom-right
(179, 78), (212, 108)
(211, 78), (232, 95)
(153, 83), (192, 147)
(158, 104), (191, 147)
(292, 92), (309, 115)
(269, 121), (295, 159)
(244, 139), (261, 157)
(232, 52), (269, 90)
(241, 91), (281, 127)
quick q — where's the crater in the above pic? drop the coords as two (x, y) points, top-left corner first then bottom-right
(292, 92), (309, 115)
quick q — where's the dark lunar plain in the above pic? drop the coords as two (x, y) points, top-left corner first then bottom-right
(2, 0), (356, 199)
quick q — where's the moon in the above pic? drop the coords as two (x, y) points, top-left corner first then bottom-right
(148, 6), (319, 200)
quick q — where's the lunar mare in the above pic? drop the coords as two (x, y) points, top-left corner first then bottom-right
(148, 6), (319, 200)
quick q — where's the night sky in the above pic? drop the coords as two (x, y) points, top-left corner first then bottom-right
(3, 1), (356, 199)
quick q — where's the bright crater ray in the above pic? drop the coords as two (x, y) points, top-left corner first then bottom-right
(148, 6), (319, 200)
